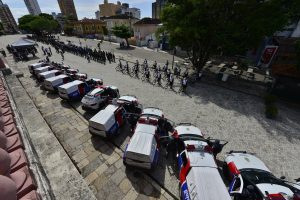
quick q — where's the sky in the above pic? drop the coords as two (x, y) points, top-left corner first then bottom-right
(2, 0), (153, 22)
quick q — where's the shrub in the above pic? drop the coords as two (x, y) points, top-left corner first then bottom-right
(265, 105), (278, 119)
(264, 94), (277, 105)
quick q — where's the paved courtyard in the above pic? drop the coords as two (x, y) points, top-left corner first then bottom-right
(1, 34), (300, 199)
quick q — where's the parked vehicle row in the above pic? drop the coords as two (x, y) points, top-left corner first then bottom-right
(28, 61), (300, 200)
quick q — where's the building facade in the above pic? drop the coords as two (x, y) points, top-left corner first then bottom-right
(133, 18), (160, 47)
(99, 1), (140, 19)
(72, 19), (106, 37)
(57, 0), (78, 20)
(99, 0), (122, 17)
(24, 0), (41, 16)
(152, 0), (167, 19)
(0, 0), (18, 33)
(101, 15), (138, 33)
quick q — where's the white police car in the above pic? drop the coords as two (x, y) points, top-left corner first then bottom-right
(224, 151), (300, 200)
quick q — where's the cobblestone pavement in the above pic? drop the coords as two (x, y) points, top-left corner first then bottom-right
(6, 63), (174, 200)
(1, 35), (300, 199)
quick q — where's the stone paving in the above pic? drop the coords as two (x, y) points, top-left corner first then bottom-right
(2, 46), (173, 199)
(1, 34), (300, 199)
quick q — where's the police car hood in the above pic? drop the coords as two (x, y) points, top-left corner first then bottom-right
(256, 183), (294, 197)
(186, 167), (231, 200)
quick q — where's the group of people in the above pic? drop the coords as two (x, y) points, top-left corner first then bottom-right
(30, 35), (116, 65)
(117, 58), (190, 93)
(6, 45), (38, 62)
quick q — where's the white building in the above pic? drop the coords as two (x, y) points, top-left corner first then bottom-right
(95, 11), (100, 20)
(24, 0), (41, 16)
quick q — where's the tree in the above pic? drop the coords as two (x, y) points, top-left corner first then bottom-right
(18, 14), (60, 35)
(160, 0), (298, 72)
(111, 25), (133, 47)
(18, 15), (37, 32)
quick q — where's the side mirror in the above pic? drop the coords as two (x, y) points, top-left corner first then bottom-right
(280, 176), (286, 180)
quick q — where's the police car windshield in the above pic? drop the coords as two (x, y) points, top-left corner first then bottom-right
(242, 169), (288, 186)
(179, 134), (205, 142)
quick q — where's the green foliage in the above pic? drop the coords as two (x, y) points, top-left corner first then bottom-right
(18, 14), (60, 34)
(264, 94), (277, 105)
(18, 15), (37, 32)
(111, 25), (133, 47)
(265, 105), (278, 119)
(39, 13), (54, 20)
(160, 0), (298, 71)
(0, 22), (3, 30)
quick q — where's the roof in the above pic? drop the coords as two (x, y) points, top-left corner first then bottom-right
(186, 167), (231, 200)
(39, 70), (59, 76)
(225, 152), (271, 172)
(11, 38), (35, 48)
(89, 105), (119, 129)
(134, 18), (161, 25)
(45, 74), (67, 82)
(142, 107), (163, 118)
(100, 14), (138, 20)
(126, 123), (157, 156)
(176, 124), (203, 137)
(118, 95), (137, 103)
(72, 19), (106, 25)
(59, 80), (83, 89)
(89, 88), (104, 95)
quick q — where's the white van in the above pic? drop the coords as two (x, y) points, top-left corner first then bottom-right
(89, 104), (126, 137)
(37, 70), (61, 81)
(28, 62), (47, 73)
(123, 123), (159, 169)
(58, 80), (90, 100)
(33, 66), (53, 76)
(44, 75), (72, 91)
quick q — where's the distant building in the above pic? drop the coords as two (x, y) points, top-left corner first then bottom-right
(99, 0), (122, 17)
(95, 11), (100, 20)
(101, 14), (138, 34)
(152, 0), (167, 19)
(52, 12), (65, 30)
(57, 0), (78, 20)
(0, 0), (18, 33)
(72, 19), (106, 38)
(118, 7), (140, 19)
(24, 0), (41, 16)
(99, 0), (140, 19)
(133, 18), (160, 47)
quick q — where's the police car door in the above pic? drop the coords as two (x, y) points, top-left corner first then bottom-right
(229, 174), (244, 196)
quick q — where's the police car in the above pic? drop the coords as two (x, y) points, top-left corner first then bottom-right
(81, 86), (119, 110)
(168, 123), (231, 200)
(224, 151), (300, 200)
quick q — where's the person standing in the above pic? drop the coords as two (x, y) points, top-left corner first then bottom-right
(48, 47), (52, 56)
